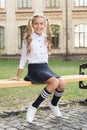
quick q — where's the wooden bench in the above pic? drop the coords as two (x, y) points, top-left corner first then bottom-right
(0, 74), (87, 88)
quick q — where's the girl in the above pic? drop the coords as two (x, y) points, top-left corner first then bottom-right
(11, 14), (66, 123)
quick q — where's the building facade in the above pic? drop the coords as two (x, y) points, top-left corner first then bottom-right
(0, 0), (87, 60)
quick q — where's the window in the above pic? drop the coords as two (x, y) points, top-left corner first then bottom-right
(74, 24), (87, 47)
(18, 0), (32, 8)
(51, 25), (60, 48)
(45, 0), (60, 8)
(0, 26), (5, 49)
(75, 0), (87, 6)
(0, 0), (5, 8)
(18, 26), (26, 49)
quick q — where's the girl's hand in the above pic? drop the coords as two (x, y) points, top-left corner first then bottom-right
(9, 76), (20, 81)
(9, 68), (22, 81)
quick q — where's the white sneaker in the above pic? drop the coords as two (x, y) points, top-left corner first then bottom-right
(26, 103), (37, 123)
(48, 102), (62, 117)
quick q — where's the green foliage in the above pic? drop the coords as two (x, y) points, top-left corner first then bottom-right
(51, 25), (60, 35)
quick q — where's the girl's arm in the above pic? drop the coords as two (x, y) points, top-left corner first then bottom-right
(10, 68), (23, 81)
(10, 40), (27, 81)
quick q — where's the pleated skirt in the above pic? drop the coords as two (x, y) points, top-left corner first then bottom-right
(24, 63), (60, 84)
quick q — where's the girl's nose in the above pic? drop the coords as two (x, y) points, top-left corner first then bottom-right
(38, 24), (41, 27)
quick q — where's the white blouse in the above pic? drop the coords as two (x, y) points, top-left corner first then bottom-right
(19, 32), (48, 69)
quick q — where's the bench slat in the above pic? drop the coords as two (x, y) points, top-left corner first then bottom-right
(62, 75), (87, 82)
(0, 75), (87, 88)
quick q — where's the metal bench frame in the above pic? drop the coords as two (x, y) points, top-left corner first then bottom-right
(79, 63), (87, 89)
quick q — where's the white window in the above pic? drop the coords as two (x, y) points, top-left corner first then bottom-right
(74, 24), (87, 47)
(45, 0), (60, 7)
(0, 26), (5, 49)
(18, 0), (32, 8)
(75, 0), (87, 6)
(0, 0), (5, 8)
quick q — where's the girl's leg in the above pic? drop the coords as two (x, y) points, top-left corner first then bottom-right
(32, 77), (59, 108)
(51, 78), (66, 106)
(26, 77), (59, 123)
(49, 78), (66, 117)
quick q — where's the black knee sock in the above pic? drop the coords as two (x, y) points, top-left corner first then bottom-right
(51, 89), (64, 106)
(32, 88), (51, 108)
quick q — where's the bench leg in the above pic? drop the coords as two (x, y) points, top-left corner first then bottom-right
(79, 81), (87, 89)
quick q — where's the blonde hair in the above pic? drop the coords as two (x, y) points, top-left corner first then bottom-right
(24, 14), (52, 55)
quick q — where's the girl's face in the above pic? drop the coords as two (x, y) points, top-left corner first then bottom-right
(32, 16), (46, 35)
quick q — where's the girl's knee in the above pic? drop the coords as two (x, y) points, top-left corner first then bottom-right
(46, 77), (59, 89)
(58, 78), (66, 90)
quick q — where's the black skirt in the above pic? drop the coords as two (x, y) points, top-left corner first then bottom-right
(24, 63), (60, 84)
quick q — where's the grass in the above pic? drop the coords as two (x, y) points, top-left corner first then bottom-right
(0, 59), (87, 111)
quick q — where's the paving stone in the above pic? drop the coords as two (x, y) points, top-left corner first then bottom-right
(6, 128), (17, 130)
(0, 103), (87, 130)
(0, 128), (5, 130)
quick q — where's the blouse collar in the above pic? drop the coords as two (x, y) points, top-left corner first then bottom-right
(31, 32), (45, 39)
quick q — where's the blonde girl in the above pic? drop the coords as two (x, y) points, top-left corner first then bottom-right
(11, 14), (66, 123)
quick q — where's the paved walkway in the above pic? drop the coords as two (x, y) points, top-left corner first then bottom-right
(0, 101), (87, 130)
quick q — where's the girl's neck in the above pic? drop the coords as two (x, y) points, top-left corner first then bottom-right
(34, 31), (42, 36)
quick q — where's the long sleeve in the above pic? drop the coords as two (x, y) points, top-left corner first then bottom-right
(18, 40), (28, 69)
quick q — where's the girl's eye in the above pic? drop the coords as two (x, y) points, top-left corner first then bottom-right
(34, 22), (44, 25)
(41, 23), (44, 25)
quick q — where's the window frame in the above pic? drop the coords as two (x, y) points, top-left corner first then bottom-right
(51, 24), (60, 49)
(0, 26), (5, 49)
(74, 24), (87, 47)
(18, 0), (32, 9)
(0, 0), (5, 9)
(45, 0), (60, 8)
(74, 0), (87, 7)
(18, 25), (26, 49)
